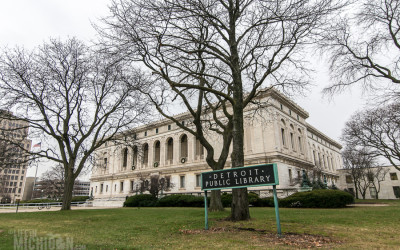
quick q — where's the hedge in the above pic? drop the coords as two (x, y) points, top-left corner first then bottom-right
(251, 197), (275, 207)
(158, 194), (207, 207)
(124, 194), (158, 207)
(279, 189), (354, 208)
(221, 192), (267, 207)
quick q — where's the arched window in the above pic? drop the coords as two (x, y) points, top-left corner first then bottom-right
(280, 119), (286, 147)
(298, 129), (303, 153)
(122, 147), (128, 168)
(154, 141), (161, 163)
(167, 138), (173, 163)
(196, 139), (204, 159)
(180, 134), (188, 159)
(281, 128), (286, 146)
(132, 146), (138, 167)
(143, 144), (149, 165)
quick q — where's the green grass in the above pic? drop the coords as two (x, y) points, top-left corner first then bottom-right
(0, 201), (399, 249)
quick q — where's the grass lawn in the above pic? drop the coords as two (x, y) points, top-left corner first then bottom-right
(0, 201), (399, 249)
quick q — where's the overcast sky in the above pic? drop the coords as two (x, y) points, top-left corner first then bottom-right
(0, 1), (368, 178)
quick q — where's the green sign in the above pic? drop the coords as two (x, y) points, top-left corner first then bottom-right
(201, 163), (279, 190)
(201, 163), (282, 236)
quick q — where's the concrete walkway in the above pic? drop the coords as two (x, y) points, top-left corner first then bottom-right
(347, 203), (389, 207)
(0, 206), (119, 213)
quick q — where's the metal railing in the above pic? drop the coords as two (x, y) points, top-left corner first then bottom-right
(0, 201), (92, 209)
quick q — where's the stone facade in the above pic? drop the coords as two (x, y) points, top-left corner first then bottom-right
(90, 89), (343, 206)
(338, 166), (400, 199)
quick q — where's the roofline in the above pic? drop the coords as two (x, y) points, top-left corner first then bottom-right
(306, 123), (342, 149)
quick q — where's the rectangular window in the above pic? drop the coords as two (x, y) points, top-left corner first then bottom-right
(130, 180), (134, 191)
(156, 128), (159, 134)
(106, 185), (108, 192)
(369, 187), (377, 199)
(144, 131), (147, 136)
(288, 169), (292, 184)
(120, 181), (124, 192)
(100, 184), (104, 193)
(367, 173), (374, 182)
(180, 175), (185, 189)
(196, 174), (201, 187)
(18, 188), (21, 193)
(289, 110), (292, 116)
(290, 133), (294, 150)
(346, 175), (353, 184)
(21, 176), (23, 180)
(280, 104), (283, 110)
(298, 137), (302, 153)
(393, 186), (400, 198)
(281, 128), (286, 146)
(390, 173), (398, 180)
(168, 125), (171, 130)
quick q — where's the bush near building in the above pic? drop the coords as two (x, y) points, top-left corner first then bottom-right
(279, 189), (354, 208)
(124, 190), (353, 208)
(158, 195), (207, 207)
(124, 194), (158, 207)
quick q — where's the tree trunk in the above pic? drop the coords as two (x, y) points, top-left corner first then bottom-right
(61, 171), (74, 210)
(209, 190), (224, 212)
(354, 184), (359, 199)
(230, 84), (250, 221)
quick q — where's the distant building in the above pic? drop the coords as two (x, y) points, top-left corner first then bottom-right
(73, 180), (90, 196)
(90, 89), (343, 207)
(22, 177), (37, 201)
(0, 111), (31, 203)
(338, 165), (400, 199)
(32, 179), (90, 199)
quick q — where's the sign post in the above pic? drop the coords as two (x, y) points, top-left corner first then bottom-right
(201, 163), (281, 236)
(272, 185), (282, 235)
(204, 190), (208, 230)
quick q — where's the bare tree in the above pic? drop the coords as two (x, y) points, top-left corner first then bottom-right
(342, 102), (400, 173)
(342, 146), (377, 199)
(366, 165), (389, 199)
(148, 175), (173, 198)
(39, 164), (65, 200)
(0, 38), (148, 210)
(100, 0), (342, 221)
(321, 0), (400, 98)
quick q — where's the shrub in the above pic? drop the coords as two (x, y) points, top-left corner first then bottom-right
(221, 193), (232, 207)
(221, 192), (263, 207)
(124, 194), (158, 207)
(71, 196), (89, 202)
(251, 197), (275, 207)
(248, 192), (259, 205)
(158, 194), (206, 207)
(280, 189), (354, 208)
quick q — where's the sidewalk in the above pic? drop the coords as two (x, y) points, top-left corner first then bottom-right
(0, 206), (119, 213)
